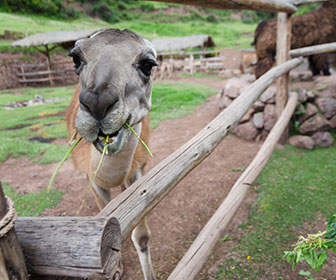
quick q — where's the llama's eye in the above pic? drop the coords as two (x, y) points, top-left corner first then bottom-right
(72, 54), (81, 69)
(139, 59), (158, 77)
(68, 49), (84, 75)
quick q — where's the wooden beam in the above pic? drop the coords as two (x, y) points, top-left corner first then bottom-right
(144, 0), (297, 13)
(276, 12), (292, 143)
(15, 216), (122, 278)
(290, 42), (336, 57)
(97, 57), (303, 241)
(0, 183), (29, 280)
(288, 0), (327, 5)
(168, 91), (298, 280)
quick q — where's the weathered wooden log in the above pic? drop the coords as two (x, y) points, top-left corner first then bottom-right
(98, 58), (303, 241)
(276, 12), (292, 143)
(168, 91), (298, 280)
(290, 42), (336, 57)
(144, 0), (297, 13)
(0, 182), (29, 280)
(288, 0), (327, 5)
(15, 216), (122, 279)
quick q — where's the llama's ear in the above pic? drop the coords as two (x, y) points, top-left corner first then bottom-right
(89, 29), (106, 39)
(144, 39), (157, 59)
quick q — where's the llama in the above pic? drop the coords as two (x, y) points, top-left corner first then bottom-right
(253, 2), (336, 78)
(66, 29), (157, 280)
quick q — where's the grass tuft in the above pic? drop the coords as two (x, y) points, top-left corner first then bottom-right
(47, 137), (82, 191)
(3, 182), (63, 216)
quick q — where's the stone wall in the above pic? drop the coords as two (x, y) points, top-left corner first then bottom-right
(218, 73), (336, 149)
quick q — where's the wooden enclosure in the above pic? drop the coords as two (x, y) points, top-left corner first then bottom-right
(17, 60), (76, 86)
(3, 0), (336, 279)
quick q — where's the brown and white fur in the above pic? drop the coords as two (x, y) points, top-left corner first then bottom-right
(66, 29), (157, 280)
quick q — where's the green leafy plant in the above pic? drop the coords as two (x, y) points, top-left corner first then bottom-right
(284, 215), (336, 275)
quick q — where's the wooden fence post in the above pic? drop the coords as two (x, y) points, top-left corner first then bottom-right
(0, 182), (29, 280)
(15, 216), (122, 279)
(45, 45), (55, 86)
(276, 12), (292, 143)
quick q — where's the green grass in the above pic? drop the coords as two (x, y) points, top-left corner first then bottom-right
(2, 182), (63, 216)
(0, 12), (110, 36)
(0, 86), (74, 163)
(111, 19), (256, 48)
(179, 72), (223, 79)
(151, 81), (216, 128)
(216, 145), (336, 279)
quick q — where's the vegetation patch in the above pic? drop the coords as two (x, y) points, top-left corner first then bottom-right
(151, 81), (216, 128)
(2, 182), (63, 217)
(0, 86), (73, 163)
(216, 145), (336, 279)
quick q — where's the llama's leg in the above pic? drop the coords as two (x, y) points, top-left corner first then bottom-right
(126, 170), (156, 280)
(309, 55), (320, 76)
(132, 218), (155, 280)
(91, 181), (111, 210)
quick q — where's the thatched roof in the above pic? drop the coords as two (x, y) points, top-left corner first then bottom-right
(11, 29), (214, 53)
(151, 34), (215, 53)
(145, 0), (298, 13)
(11, 29), (101, 48)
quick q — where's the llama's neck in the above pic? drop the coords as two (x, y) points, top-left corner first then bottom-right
(90, 123), (141, 189)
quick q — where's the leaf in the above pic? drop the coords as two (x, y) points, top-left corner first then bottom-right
(311, 250), (318, 270)
(316, 252), (327, 271)
(299, 270), (311, 277)
(125, 122), (153, 157)
(284, 252), (293, 263)
(305, 251), (314, 268)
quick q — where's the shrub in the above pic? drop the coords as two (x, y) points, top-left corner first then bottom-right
(206, 14), (218, 23)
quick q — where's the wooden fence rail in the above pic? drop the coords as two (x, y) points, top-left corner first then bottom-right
(290, 42), (336, 57)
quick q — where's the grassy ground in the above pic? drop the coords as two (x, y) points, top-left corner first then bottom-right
(216, 145), (336, 279)
(2, 182), (63, 217)
(0, 10), (256, 53)
(0, 81), (217, 216)
(0, 86), (74, 164)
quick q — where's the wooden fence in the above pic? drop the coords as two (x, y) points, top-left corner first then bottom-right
(153, 49), (257, 79)
(16, 60), (76, 86)
(1, 55), (303, 280)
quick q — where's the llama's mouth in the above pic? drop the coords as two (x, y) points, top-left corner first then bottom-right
(93, 125), (126, 155)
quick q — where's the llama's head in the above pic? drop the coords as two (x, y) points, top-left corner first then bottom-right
(255, 56), (275, 79)
(69, 29), (157, 154)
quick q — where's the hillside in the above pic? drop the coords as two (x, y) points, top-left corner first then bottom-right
(0, 1), (262, 54)
(0, 0), (320, 53)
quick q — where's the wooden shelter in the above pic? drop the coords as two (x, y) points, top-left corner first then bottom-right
(11, 29), (101, 85)
(152, 34), (215, 53)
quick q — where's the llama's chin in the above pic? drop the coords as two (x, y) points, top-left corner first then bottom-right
(93, 126), (128, 155)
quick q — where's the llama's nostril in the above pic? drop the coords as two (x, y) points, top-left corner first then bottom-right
(79, 102), (91, 114)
